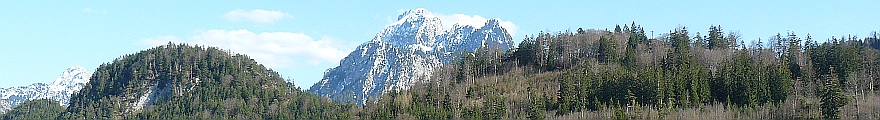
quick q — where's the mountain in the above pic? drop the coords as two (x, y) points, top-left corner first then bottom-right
(0, 66), (92, 114)
(308, 8), (515, 104)
(59, 43), (351, 119)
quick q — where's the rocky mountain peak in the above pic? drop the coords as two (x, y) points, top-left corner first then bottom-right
(379, 8), (444, 47)
(51, 66), (91, 89)
(397, 8), (431, 21)
(0, 66), (92, 114)
(309, 8), (515, 105)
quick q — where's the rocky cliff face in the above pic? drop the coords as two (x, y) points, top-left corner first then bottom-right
(308, 8), (514, 104)
(0, 66), (92, 114)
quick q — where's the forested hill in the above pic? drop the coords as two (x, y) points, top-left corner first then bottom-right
(357, 24), (880, 119)
(51, 43), (352, 119)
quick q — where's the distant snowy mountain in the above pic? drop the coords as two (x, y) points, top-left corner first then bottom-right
(308, 8), (514, 104)
(0, 66), (92, 114)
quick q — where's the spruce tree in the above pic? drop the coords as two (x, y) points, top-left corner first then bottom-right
(820, 67), (847, 119)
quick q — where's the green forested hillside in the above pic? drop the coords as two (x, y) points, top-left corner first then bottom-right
(357, 23), (880, 119)
(53, 43), (352, 119)
(1, 99), (65, 120)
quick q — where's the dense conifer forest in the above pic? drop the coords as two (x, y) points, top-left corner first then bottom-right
(358, 23), (880, 119)
(2, 23), (878, 119)
(8, 43), (354, 119)
(1, 99), (65, 119)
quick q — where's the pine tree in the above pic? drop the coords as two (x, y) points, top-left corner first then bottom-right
(707, 25), (726, 49)
(597, 35), (618, 63)
(820, 67), (847, 119)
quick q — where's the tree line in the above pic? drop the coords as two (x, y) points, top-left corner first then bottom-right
(3, 23), (878, 119)
(358, 22), (879, 119)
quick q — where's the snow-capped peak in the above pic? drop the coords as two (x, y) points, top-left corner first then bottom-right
(378, 8), (444, 47)
(397, 8), (432, 20)
(484, 19), (502, 28)
(390, 8), (439, 27)
(309, 8), (515, 105)
(51, 66), (91, 89)
(0, 66), (93, 114)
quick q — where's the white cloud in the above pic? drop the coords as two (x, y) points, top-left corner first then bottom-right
(497, 21), (518, 36)
(224, 9), (291, 23)
(139, 30), (351, 69)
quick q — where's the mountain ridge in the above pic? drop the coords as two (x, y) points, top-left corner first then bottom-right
(0, 66), (92, 114)
(308, 8), (514, 105)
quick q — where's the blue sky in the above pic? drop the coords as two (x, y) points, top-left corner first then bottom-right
(1, 0), (878, 88)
